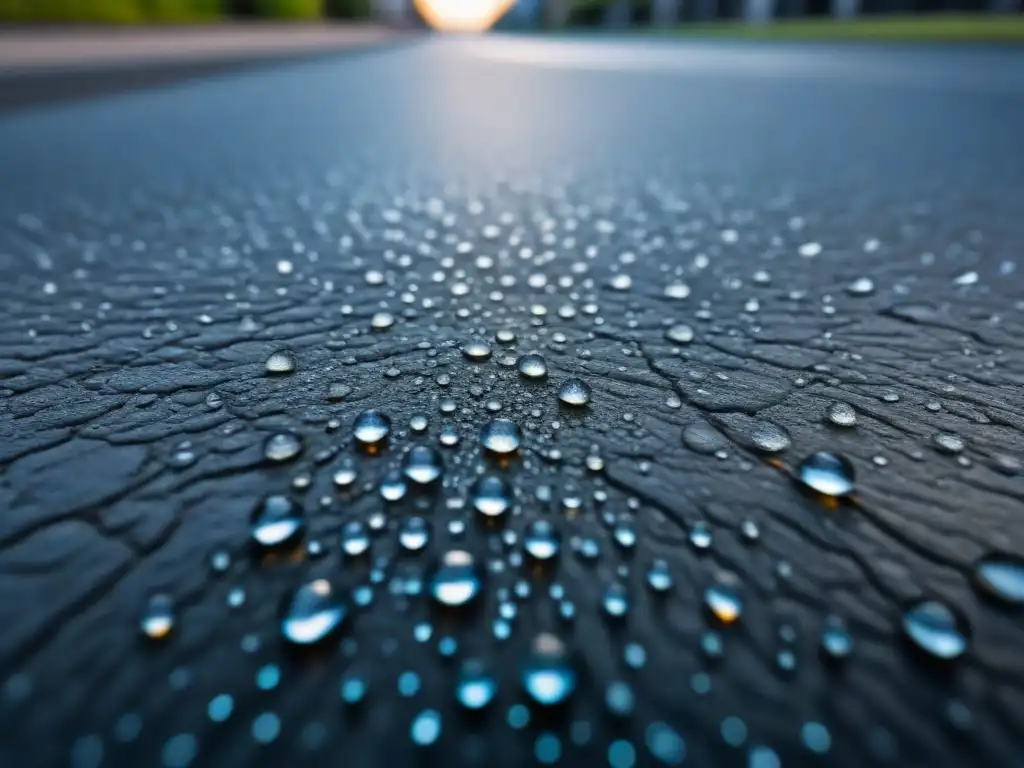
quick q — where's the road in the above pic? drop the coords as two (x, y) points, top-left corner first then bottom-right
(1, 35), (1023, 768)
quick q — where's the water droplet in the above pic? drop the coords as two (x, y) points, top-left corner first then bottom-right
(410, 414), (429, 433)
(705, 573), (743, 624)
(825, 402), (857, 427)
(646, 722), (686, 765)
(205, 392), (223, 410)
(431, 550), (481, 607)
(799, 242), (822, 258)
(140, 594), (174, 640)
(609, 274), (632, 291)
(797, 452), (855, 497)
(370, 312), (394, 330)
(524, 520), (561, 561)
(411, 709), (441, 746)
(902, 599), (968, 660)
(207, 694), (234, 723)
(517, 353), (548, 380)
(379, 470), (408, 502)
(496, 329), (517, 344)
(252, 712), (280, 744)
(480, 419), (522, 455)
(521, 633), (576, 706)
(846, 277), (875, 296)
(340, 675), (367, 705)
(399, 517), (430, 552)
(665, 324), (694, 344)
(264, 433), (302, 463)
(265, 350), (296, 375)
(820, 616), (854, 661)
(472, 475), (513, 518)
(557, 379), (591, 407)
(603, 582), (629, 619)
(456, 660), (496, 710)
(646, 560), (673, 593)
(340, 521), (371, 556)
(402, 446), (444, 486)
(332, 458), (358, 489)
(280, 578), (347, 646)
(251, 495), (304, 549)
(800, 722), (831, 755)
(933, 432), (965, 455)
(689, 522), (712, 550)
(664, 281), (691, 299)
(749, 421), (790, 453)
(748, 745), (781, 768)
(462, 340), (492, 362)
(353, 410), (391, 449)
(606, 681), (635, 717)
(682, 422), (728, 454)
(973, 554), (1024, 606)
(439, 424), (460, 447)
(161, 733), (197, 767)
(326, 382), (351, 401)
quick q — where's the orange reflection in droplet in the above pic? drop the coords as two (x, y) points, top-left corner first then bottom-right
(414, 0), (515, 32)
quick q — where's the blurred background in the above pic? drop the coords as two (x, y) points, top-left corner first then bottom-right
(0, 0), (1020, 35)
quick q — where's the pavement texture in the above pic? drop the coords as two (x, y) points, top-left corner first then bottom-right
(1, 35), (1024, 768)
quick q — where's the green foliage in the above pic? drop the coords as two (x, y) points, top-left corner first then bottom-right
(325, 0), (370, 18)
(0, 0), (222, 22)
(253, 0), (323, 18)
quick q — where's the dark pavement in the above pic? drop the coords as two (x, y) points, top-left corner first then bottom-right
(1, 36), (1023, 768)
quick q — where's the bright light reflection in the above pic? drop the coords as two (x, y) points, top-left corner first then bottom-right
(414, 0), (515, 32)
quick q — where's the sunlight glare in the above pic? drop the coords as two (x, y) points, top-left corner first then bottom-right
(414, 0), (516, 32)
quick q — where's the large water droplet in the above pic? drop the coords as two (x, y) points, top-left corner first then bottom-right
(521, 633), (576, 706)
(264, 433), (302, 463)
(517, 354), (548, 380)
(472, 475), (513, 518)
(431, 550), (481, 607)
(973, 555), (1024, 606)
(251, 495), (304, 549)
(353, 410), (391, 449)
(370, 312), (394, 331)
(797, 452), (855, 497)
(902, 599), (968, 660)
(558, 379), (591, 407)
(456, 660), (496, 710)
(280, 578), (347, 646)
(140, 593), (174, 640)
(825, 402), (857, 427)
(462, 340), (492, 362)
(402, 446), (444, 486)
(524, 520), (561, 562)
(749, 422), (790, 453)
(480, 419), (522, 455)
(265, 350), (296, 375)
(399, 517), (431, 552)
(704, 573), (743, 624)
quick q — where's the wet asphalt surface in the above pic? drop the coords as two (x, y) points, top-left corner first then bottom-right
(1, 35), (1024, 768)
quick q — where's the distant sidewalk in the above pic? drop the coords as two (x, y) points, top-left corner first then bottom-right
(0, 24), (403, 73)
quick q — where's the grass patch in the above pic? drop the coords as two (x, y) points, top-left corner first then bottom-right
(0, 0), (223, 23)
(664, 14), (1024, 43)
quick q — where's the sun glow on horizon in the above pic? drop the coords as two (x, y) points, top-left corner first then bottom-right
(414, 0), (516, 32)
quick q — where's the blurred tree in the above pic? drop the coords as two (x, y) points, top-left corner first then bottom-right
(253, 0), (323, 17)
(324, 0), (371, 17)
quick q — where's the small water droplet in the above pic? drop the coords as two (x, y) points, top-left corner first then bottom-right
(646, 560), (673, 593)
(480, 419), (522, 455)
(326, 382), (352, 401)
(689, 522), (712, 550)
(521, 633), (576, 706)
(610, 273), (633, 291)
(280, 578), (347, 646)
(524, 519), (561, 561)
(825, 402), (857, 427)
(902, 599), (968, 660)
(251, 495), (304, 549)
(431, 550), (481, 607)
(496, 329), (517, 344)
(517, 353), (548, 380)
(820, 616), (854, 661)
(472, 475), (513, 518)
(265, 350), (296, 375)
(340, 521), (371, 556)
(665, 324), (694, 344)
(682, 422), (727, 455)
(411, 709), (441, 746)
(557, 379), (591, 407)
(705, 573), (743, 624)
(140, 594), (174, 640)
(665, 281), (691, 299)
(749, 422), (790, 453)
(603, 582), (629, 619)
(353, 410), (391, 449)
(846, 277), (875, 296)
(402, 445), (444, 486)
(399, 517), (431, 552)
(370, 312), (394, 330)
(797, 452), (855, 497)
(456, 660), (496, 710)
(332, 457), (358, 489)
(439, 424), (460, 447)
(462, 340), (492, 362)
(264, 433), (302, 463)
(932, 432), (965, 455)
(973, 554), (1024, 606)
